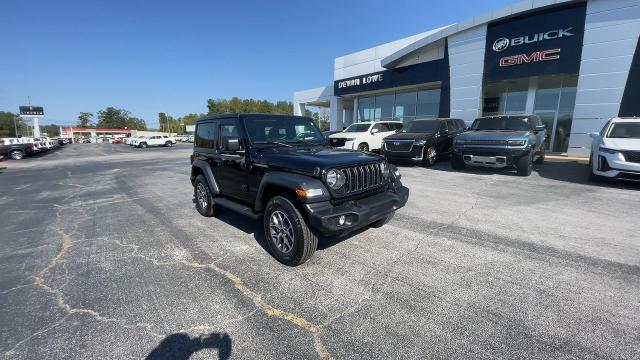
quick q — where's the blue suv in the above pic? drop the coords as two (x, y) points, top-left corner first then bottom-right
(451, 115), (546, 176)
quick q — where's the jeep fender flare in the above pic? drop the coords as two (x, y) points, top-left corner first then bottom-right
(191, 160), (220, 194)
(255, 172), (330, 212)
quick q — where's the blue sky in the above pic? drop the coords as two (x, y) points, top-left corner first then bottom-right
(1, 0), (516, 128)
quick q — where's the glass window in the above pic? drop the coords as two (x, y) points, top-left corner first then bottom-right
(345, 123), (371, 132)
(607, 123), (640, 138)
(394, 91), (417, 122)
(195, 122), (216, 149)
(374, 94), (394, 120)
(357, 96), (375, 121)
(471, 116), (533, 131)
(401, 119), (440, 133)
(483, 79), (528, 115)
(416, 89), (440, 118)
(244, 117), (324, 145)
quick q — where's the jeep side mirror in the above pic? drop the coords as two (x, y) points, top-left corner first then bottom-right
(371, 128), (379, 134)
(588, 132), (600, 139)
(225, 136), (242, 152)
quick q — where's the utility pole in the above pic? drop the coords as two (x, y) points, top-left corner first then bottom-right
(13, 114), (19, 137)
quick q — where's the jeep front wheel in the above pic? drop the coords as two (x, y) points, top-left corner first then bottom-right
(264, 196), (317, 266)
(194, 175), (219, 217)
(422, 146), (437, 167)
(357, 143), (369, 152)
(516, 151), (533, 176)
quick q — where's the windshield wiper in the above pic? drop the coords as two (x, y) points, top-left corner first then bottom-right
(255, 141), (293, 148)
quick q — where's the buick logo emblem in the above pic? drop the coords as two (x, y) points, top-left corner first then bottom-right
(393, 141), (400, 146)
(493, 37), (509, 52)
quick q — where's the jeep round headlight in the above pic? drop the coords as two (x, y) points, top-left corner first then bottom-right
(380, 162), (389, 179)
(325, 169), (345, 190)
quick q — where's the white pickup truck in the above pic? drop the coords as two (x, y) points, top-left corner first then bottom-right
(136, 135), (177, 148)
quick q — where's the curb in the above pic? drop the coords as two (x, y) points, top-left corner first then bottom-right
(545, 155), (589, 163)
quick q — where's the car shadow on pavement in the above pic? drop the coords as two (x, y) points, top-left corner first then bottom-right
(536, 160), (640, 190)
(146, 332), (232, 360)
(211, 205), (362, 253)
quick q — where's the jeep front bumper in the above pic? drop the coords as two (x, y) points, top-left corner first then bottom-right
(303, 184), (409, 234)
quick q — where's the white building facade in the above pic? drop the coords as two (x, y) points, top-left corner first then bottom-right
(294, 0), (640, 156)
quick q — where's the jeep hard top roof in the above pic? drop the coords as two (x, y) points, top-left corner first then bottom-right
(197, 113), (312, 123)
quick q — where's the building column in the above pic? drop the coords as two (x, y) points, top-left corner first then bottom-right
(32, 118), (41, 138)
(525, 77), (538, 114)
(329, 96), (344, 131)
(294, 102), (306, 116)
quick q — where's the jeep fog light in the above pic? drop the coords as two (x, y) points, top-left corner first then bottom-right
(338, 215), (346, 225)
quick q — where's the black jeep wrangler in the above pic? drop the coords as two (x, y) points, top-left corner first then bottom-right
(190, 114), (409, 266)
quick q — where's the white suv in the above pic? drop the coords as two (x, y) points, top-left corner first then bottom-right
(329, 121), (402, 152)
(136, 135), (177, 148)
(589, 117), (640, 181)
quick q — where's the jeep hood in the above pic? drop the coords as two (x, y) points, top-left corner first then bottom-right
(457, 130), (531, 141)
(260, 148), (382, 174)
(384, 132), (435, 141)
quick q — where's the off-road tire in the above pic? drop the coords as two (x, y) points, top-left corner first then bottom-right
(451, 154), (465, 170)
(264, 195), (317, 266)
(422, 146), (437, 167)
(370, 213), (394, 228)
(534, 147), (545, 164)
(516, 151), (533, 176)
(194, 175), (220, 217)
(357, 143), (369, 152)
(138, 142), (148, 148)
(10, 150), (24, 160)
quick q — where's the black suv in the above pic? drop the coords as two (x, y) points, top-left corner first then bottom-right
(190, 114), (409, 266)
(382, 118), (467, 166)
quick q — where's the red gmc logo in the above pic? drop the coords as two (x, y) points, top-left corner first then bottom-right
(499, 48), (561, 67)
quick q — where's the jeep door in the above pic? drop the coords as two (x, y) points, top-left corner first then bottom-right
(214, 119), (255, 203)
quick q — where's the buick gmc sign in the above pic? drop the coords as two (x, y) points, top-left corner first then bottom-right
(492, 28), (575, 52)
(483, 3), (586, 81)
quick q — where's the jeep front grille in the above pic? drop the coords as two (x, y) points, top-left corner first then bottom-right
(336, 163), (385, 194)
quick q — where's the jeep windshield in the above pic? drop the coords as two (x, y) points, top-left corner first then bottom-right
(344, 123), (370, 132)
(401, 120), (439, 133)
(471, 116), (532, 131)
(607, 123), (640, 138)
(245, 117), (325, 146)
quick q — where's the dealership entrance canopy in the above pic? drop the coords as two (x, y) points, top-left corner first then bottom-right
(294, 0), (640, 156)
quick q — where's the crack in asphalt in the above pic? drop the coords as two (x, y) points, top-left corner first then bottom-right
(112, 239), (334, 360)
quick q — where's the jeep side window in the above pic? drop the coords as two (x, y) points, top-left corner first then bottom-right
(446, 119), (457, 132)
(219, 123), (241, 152)
(195, 122), (217, 149)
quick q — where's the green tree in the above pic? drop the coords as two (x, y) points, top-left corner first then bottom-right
(77, 112), (94, 128)
(96, 107), (146, 130)
(206, 97), (294, 115)
(0, 112), (25, 138)
(40, 124), (61, 137)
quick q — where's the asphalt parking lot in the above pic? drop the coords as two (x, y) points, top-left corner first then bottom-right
(1, 143), (639, 359)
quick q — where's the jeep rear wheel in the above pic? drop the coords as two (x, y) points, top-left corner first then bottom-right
(194, 175), (220, 217)
(451, 154), (465, 170)
(264, 196), (317, 266)
(10, 150), (24, 160)
(516, 151), (533, 176)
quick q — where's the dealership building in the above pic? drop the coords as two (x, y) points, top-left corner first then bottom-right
(293, 0), (640, 156)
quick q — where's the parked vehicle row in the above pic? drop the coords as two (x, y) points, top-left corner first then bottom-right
(0, 136), (68, 160)
(327, 115), (640, 181)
